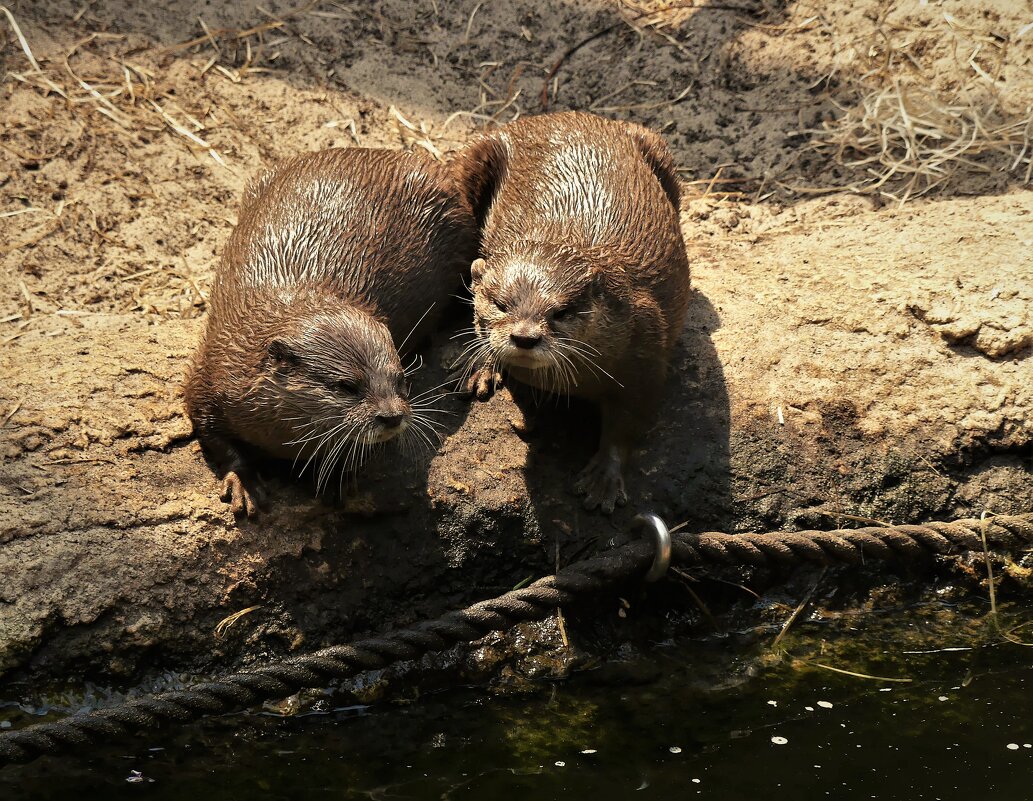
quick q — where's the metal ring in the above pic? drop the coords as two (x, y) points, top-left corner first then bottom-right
(633, 512), (672, 583)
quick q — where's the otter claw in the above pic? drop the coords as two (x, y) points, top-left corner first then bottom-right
(581, 482), (628, 514)
(221, 471), (262, 517)
(466, 367), (502, 402)
(575, 451), (627, 514)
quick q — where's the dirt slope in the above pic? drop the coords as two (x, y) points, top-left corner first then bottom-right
(1, 0), (1030, 685)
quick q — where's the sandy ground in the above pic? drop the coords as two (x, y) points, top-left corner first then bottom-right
(1, 0), (1031, 684)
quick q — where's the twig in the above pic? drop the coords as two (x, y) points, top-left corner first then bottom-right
(671, 567), (720, 632)
(1, 402), (22, 430)
(772, 569), (825, 650)
(555, 539), (569, 648)
(1, 5), (41, 72)
(805, 661), (913, 683)
(541, 22), (623, 110)
(463, 2), (482, 43)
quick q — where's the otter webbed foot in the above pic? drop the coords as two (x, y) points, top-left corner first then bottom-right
(466, 367), (502, 401)
(575, 446), (628, 514)
(221, 470), (264, 517)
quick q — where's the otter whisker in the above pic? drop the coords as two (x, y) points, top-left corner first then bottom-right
(406, 420), (440, 452)
(409, 377), (460, 402)
(328, 440), (363, 494)
(411, 411), (447, 433)
(555, 334), (602, 357)
(451, 338), (497, 390)
(281, 413), (318, 424)
(554, 360), (575, 399)
(449, 340), (490, 375)
(397, 301), (437, 353)
(411, 395), (456, 412)
(555, 337), (623, 387)
(449, 330), (489, 359)
(314, 426), (351, 492)
(339, 424), (370, 475)
(317, 419), (367, 493)
(294, 428), (335, 478)
(414, 422), (442, 451)
(331, 436), (358, 490)
(292, 416), (352, 477)
(403, 353), (424, 375)
(285, 415), (348, 448)
(396, 424), (418, 462)
(410, 393), (452, 407)
(449, 326), (481, 341)
(355, 433), (377, 476)
(409, 406), (456, 416)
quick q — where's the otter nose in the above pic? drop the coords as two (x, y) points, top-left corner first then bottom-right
(510, 332), (542, 350)
(376, 413), (404, 429)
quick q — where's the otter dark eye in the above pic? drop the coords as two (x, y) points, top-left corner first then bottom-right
(552, 305), (574, 322)
(333, 379), (360, 395)
(395, 375), (409, 396)
(492, 296), (508, 313)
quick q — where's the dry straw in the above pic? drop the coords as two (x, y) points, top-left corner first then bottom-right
(0, 1), (330, 172)
(807, 19), (1033, 203)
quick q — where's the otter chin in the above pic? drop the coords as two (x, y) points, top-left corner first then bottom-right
(456, 112), (691, 513)
(501, 346), (551, 370)
(184, 147), (477, 517)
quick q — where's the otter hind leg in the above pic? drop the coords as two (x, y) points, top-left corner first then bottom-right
(575, 440), (629, 514)
(221, 469), (264, 517)
(195, 416), (265, 518)
(576, 357), (665, 513)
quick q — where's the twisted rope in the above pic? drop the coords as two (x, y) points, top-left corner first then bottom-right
(1, 513), (1030, 766)
(674, 515), (1033, 568)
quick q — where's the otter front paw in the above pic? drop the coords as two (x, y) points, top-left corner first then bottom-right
(220, 471), (264, 517)
(575, 449), (628, 514)
(466, 367), (502, 401)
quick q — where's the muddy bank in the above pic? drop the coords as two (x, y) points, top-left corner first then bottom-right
(2, 188), (1030, 686)
(1, 0), (1031, 687)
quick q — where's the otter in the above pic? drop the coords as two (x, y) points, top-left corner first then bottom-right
(185, 148), (477, 516)
(454, 112), (691, 513)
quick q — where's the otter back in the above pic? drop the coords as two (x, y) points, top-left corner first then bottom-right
(185, 147), (477, 516)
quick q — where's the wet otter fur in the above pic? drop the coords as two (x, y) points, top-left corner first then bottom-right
(185, 148), (477, 516)
(454, 112), (691, 512)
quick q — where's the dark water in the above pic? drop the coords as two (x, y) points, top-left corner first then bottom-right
(3, 599), (1033, 800)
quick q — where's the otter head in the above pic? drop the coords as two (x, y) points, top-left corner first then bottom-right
(470, 248), (607, 391)
(254, 305), (412, 486)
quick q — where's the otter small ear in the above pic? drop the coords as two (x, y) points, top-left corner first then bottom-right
(584, 264), (611, 297)
(454, 133), (508, 226)
(624, 122), (682, 211)
(267, 339), (298, 366)
(471, 258), (486, 282)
